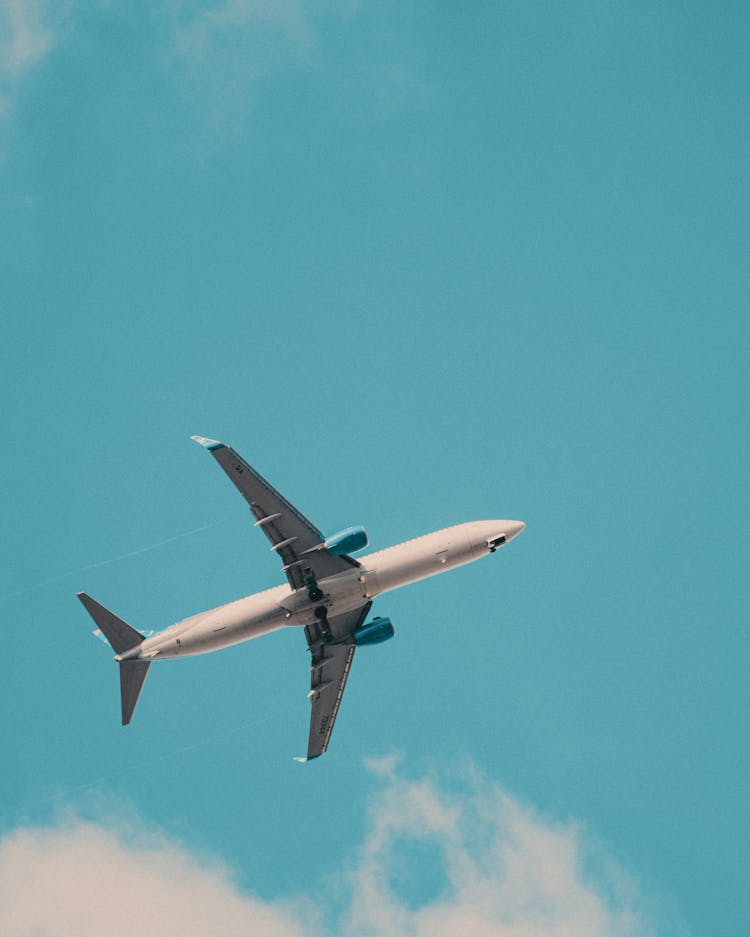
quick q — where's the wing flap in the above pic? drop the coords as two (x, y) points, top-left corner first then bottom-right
(303, 602), (371, 760)
(306, 643), (356, 760)
(191, 437), (358, 590)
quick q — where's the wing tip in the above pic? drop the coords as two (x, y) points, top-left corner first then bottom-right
(293, 754), (322, 764)
(190, 435), (226, 452)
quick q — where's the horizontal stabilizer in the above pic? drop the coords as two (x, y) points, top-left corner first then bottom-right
(77, 593), (144, 656)
(120, 660), (151, 725)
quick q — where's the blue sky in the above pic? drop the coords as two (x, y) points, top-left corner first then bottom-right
(1, 2), (747, 935)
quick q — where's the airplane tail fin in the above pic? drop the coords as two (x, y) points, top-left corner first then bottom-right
(119, 660), (151, 726)
(77, 592), (150, 725)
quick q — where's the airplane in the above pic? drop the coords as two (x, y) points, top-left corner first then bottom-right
(78, 436), (525, 761)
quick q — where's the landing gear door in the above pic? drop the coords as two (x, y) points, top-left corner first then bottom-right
(277, 590), (310, 614)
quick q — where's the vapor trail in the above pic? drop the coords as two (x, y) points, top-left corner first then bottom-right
(2, 713), (274, 823)
(4, 519), (229, 600)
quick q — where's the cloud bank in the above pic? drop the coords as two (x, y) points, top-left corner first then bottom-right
(0, 762), (673, 937)
(0, 818), (307, 937)
(346, 759), (658, 937)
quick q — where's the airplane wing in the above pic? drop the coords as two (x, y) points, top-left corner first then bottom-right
(302, 602), (371, 760)
(191, 436), (359, 590)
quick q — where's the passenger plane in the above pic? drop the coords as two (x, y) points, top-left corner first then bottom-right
(78, 437), (524, 760)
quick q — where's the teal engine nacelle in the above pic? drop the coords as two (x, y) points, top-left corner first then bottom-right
(325, 525), (368, 556)
(353, 617), (395, 647)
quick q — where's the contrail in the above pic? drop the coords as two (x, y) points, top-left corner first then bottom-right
(2, 713), (275, 823)
(4, 519), (229, 600)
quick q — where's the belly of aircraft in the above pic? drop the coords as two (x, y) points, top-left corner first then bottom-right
(362, 525), (477, 594)
(277, 568), (368, 626)
(142, 587), (290, 658)
(142, 570), (370, 659)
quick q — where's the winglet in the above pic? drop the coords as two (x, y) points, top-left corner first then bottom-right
(190, 435), (226, 451)
(292, 755), (321, 764)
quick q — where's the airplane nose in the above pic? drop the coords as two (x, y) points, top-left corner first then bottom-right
(483, 520), (525, 553)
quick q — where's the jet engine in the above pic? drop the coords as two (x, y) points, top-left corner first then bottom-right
(353, 616), (395, 647)
(325, 525), (369, 556)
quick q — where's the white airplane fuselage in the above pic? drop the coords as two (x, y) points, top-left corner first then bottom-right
(127, 520), (524, 663)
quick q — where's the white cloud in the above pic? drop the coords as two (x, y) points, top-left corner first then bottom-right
(0, 1), (427, 141)
(0, 0), (63, 116)
(141, 0), (341, 137)
(166, 0), (324, 116)
(0, 817), (307, 937)
(0, 764), (680, 937)
(0, 0), (54, 78)
(165, 0), (430, 132)
(0, 0), (321, 123)
(343, 766), (658, 937)
(171, 0), (318, 63)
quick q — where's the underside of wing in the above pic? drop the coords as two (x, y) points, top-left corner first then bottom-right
(303, 602), (371, 760)
(191, 436), (358, 590)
